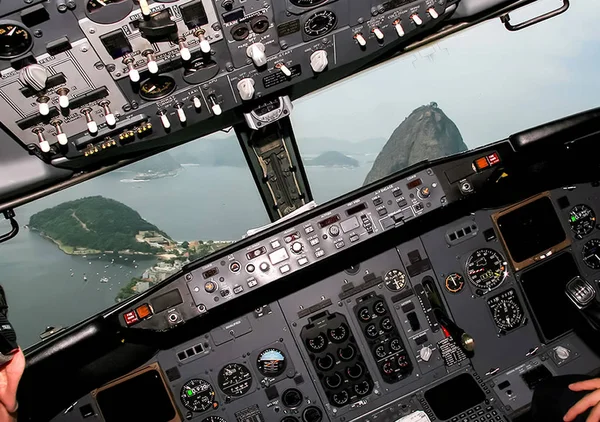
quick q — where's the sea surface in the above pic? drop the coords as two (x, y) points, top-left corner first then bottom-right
(0, 163), (371, 348)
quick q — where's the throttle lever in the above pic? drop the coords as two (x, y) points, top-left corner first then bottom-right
(433, 307), (475, 357)
(566, 276), (600, 330)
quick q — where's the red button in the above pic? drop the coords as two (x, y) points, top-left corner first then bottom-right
(124, 311), (138, 326)
(487, 152), (500, 165)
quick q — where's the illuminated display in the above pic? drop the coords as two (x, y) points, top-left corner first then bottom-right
(318, 214), (341, 228)
(406, 178), (422, 190)
(202, 268), (219, 279)
(346, 203), (367, 216)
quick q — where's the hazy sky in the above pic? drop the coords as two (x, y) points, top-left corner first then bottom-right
(291, 0), (600, 150)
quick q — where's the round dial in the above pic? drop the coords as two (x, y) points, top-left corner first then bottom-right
(358, 307), (371, 322)
(201, 417), (227, 422)
(328, 323), (349, 343)
(374, 300), (386, 315)
(325, 373), (342, 389)
(85, 0), (133, 24)
(384, 269), (406, 291)
(354, 380), (371, 396)
(316, 354), (335, 371)
(365, 323), (378, 338)
(582, 239), (600, 270)
(139, 76), (177, 100)
(304, 10), (337, 37)
(180, 379), (215, 412)
(331, 390), (349, 406)
(382, 361), (394, 375)
(218, 363), (252, 397)
(492, 300), (523, 331)
(346, 363), (364, 379)
(0, 23), (32, 59)
(445, 273), (465, 293)
(381, 317), (393, 331)
(374, 345), (386, 358)
(390, 338), (402, 352)
(257, 348), (286, 377)
(570, 205), (596, 238)
(338, 345), (355, 361)
(306, 332), (327, 352)
(290, 0), (327, 6)
(466, 248), (507, 290)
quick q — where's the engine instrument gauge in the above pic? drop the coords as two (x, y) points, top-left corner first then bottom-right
(257, 348), (286, 377)
(569, 205), (596, 238)
(354, 380), (372, 396)
(201, 417), (226, 422)
(85, 0), (133, 25)
(139, 76), (176, 101)
(218, 363), (252, 397)
(384, 269), (406, 291)
(331, 390), (349, 406)
(466, 248), (507, 290)
(306, 332), (327, 352)
(445, 273), (465, 293)
(180, 379), (215, 412)
(487, 289), (524, 332)
(290, 0), (327, 6)
(582, 239), (600, 270)
(0, 23), (32, 59)
(328, 323), (349, 343)
(304, 10), (337, 37)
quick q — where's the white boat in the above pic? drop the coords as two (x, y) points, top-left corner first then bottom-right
(100, 277), (109, 283)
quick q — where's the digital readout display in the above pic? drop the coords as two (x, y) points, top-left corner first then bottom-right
(407, 178), (423, 190)
(318, 214), (341, 228)
(346, 203), (367, 216)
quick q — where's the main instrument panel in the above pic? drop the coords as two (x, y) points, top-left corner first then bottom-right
(0, 0), (458, 171)
(48, 141), (600, 422)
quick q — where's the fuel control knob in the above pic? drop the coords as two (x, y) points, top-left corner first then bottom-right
(310, 50), (328, 73)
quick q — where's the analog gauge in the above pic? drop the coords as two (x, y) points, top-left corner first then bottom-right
(331, 390), (349, 406)
(354, 380), (371, 396)
(346, 363), (364, 379)
(492, 300), (522, 331)
(201, 417), (227, 422)
(487, 289), (524, 332)
(380, 317), (393, 331)
(338, 345), (355, 361)
(384, 269), (407, 291)
(304, 10), (337, 37)
(466, 248), (508, 290)
(180, 379), (216, 412)
(0, 23), (32, 59)
(85, 0), (133, 24)
(358, 307), (371, 322)
(582, 239), (600, 270)
(374, 300), (386, 315)
(325, 373), (342, 389)
(390, 338), (402, 352)
(365, 323), (378, 338)
(218, 363), (252, 397)
(316, 354), (335, 371)
(290, 0), (327, 6)
(306, 332), (327, 352)
(382, 361), (394, 375)
(257, 348), (286, 377)
(139, 76), (176, 101)
(374, 345), (386, 359)
(570, 205), (596, 238)
(445, 273), (465, 293)
(328, 323), (349, 343)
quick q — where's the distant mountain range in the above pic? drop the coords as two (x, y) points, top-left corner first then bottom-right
(364, 103), (468, 185)
(307, 151), (359, 167)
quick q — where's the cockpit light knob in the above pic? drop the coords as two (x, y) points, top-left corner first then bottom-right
(373, 28), (384, 40)
(428, 8), (439, 19)
(309, 50), (328, 73)
(246, 43), (267, 67)
(394, 20), (405, 37)
(354, 33), (367, 47)
(411, 14), (423, 26)
(237, 78), (255, 101)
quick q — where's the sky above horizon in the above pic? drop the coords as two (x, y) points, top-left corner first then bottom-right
(290, 0), (600, 150)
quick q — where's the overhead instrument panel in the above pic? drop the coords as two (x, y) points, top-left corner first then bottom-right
(492, 192), (571, 271)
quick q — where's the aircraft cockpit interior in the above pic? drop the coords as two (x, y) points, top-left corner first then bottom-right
(0, 0), (600, 421)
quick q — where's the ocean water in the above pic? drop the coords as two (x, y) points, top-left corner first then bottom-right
(0, 164), (371, 348)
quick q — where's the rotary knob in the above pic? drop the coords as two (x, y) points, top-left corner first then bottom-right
(291, 242), (303, 254)
(419, 346), (433, 362)
(246, 43), (267, 67)
(237, 78), (255, 101)
(555, 346), (570, 360)
(309, 50), (328, 73)
(259, 262), (270, 272)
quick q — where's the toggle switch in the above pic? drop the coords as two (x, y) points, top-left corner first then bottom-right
(99, 100), (116, 126)
(428, 8), (439, 19)
(208, 95), (222, 116)
(37, 96), (50, 116)
(246, 42), (267, 67)
(194, 29), (211, 54)
(56, 87), (70, 109)
(354, 33), (366, 47)
(237, 78), (255, 101)
(394, 20), (405, 37)
(276, 63), (292, 77)
(372, 27), (384, 41)
(309, 50), (328, 73)
(80, 107), (98, 135)
(51, 119), (68, 145)
(32, 127), (49, 152)
(178, 37), (191, 61)
(192, 96), (202, 110)
(175, 103), (187, 123)
(138, 0), (151, 17)
(157, 110), (171, 129)
(411, 14), (423, 26)
(143, 49), (158, 74)
(123, 55), (140, 83)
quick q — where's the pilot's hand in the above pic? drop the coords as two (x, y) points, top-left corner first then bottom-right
(564, 378), (600, 421)
(0, 348), (25, 422)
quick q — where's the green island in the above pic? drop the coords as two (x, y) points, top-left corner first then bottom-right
(29, 196), (231, 302)
(307, 151), (359, 168)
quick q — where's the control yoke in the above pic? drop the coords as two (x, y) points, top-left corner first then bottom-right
(566, 276), (600, 330)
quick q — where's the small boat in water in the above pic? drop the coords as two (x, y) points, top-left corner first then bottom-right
(100, 277), (108, 283)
